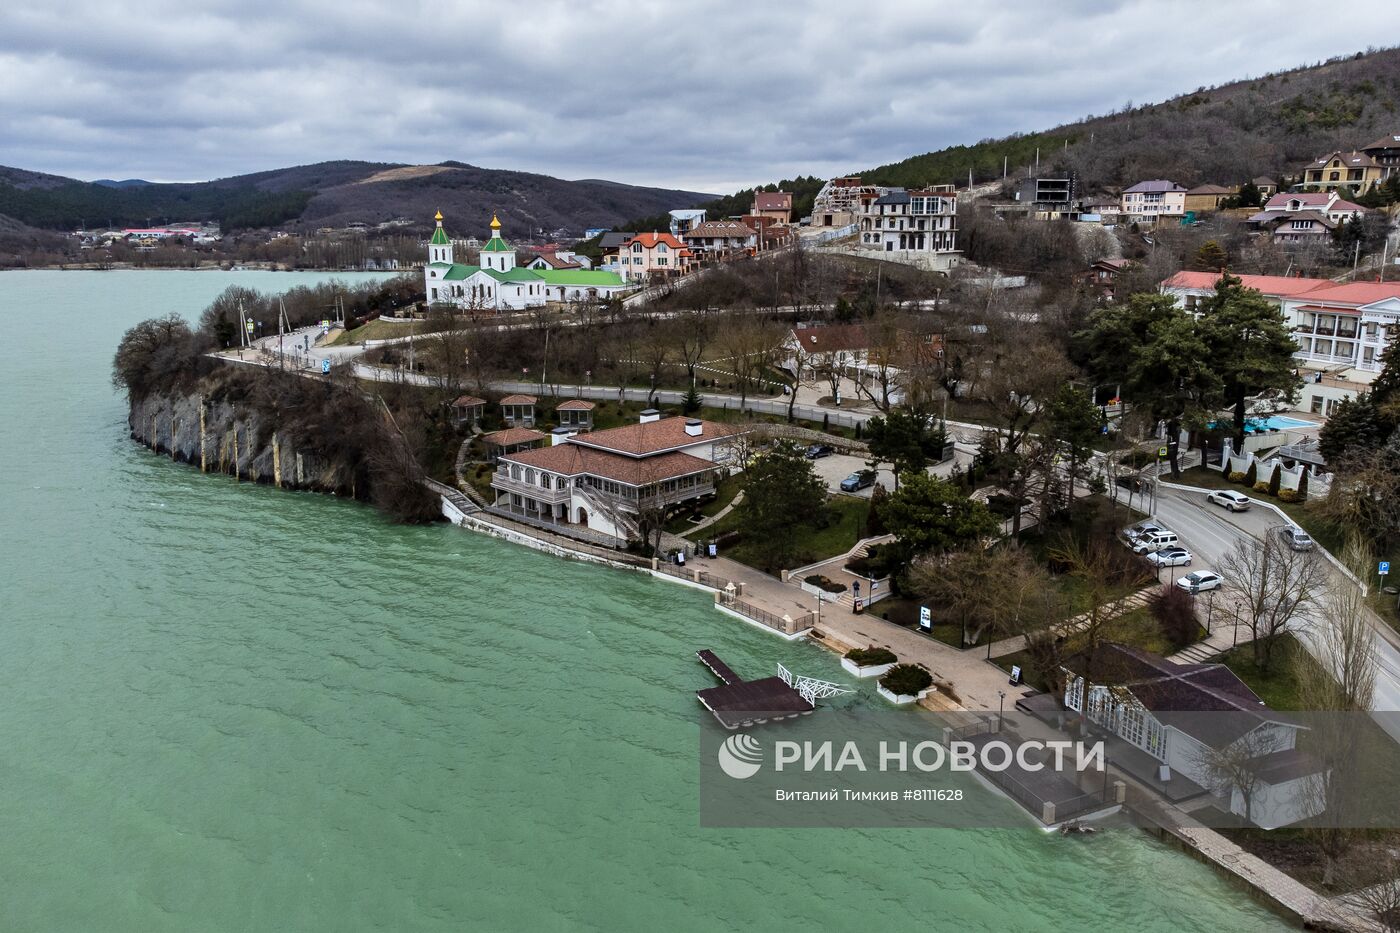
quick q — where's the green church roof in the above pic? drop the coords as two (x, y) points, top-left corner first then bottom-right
(429, 225), (451, 245)
(480, 236), (513, 252)
(534, 269), (626, 287)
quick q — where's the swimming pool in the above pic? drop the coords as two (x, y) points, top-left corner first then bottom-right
(1208, 415), (1316, 433)
(1250, 415), (1315, 431)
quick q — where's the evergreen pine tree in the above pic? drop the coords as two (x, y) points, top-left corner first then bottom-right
(1267, 463), (1281, 497)
(1244, 461), (1257, 487)
(1297, 467), (1309, 499)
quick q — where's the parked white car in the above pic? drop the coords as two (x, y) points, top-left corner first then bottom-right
(1207, 490), (1252, 513)
(1176, 570), (1222, 594)
(1146, 546), (1192, 567)
(1131, 530), (1180, 554)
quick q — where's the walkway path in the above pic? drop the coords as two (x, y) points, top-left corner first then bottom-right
(685, 490), (743, 534)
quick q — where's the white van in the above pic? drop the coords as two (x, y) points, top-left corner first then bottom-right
(1131, 530), (1180, 554)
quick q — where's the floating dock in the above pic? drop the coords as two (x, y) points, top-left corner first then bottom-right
(695, 649), (815, 729)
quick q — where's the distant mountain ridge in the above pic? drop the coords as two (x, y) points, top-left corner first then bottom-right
(0, 159), (714, 237)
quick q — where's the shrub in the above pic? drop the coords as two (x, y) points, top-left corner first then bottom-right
(846, 543), (898, 579)
(1267, 464), (1282, 498)
(880, 664), (934, 697)
(1277, 488), (1303, 503)
(1253, 482), (1271, 492)
(804, 574), (847, 593)
(845, 647), (897, 666)
(1244, 462), (1257, 487)
(713, 530), (742, 549)
(1149, 585), (1200, 650)
(1228, 471), (1246, 482)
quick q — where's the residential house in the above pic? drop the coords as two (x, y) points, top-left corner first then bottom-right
(1183, 184), (1237, 213)
(751, 191), (793, 224)
(555, 399), (596, 430)
(857, 187), (957, 254)
(424, 213), (629, 311)
(684, 221), (758, 255)
(1360, 133), (1400, 180)
(500, 394), (538, 427)
(489, 413), (747, 542)
(1082, 258), (1133, 299)
(1079, 195), (1123, 224)
(596, 231), (635, 272)
(782, 323), (942, 406)
(451, 395), (487, 426)
(1252, 176), (1280, 198)
(1062, 643), (1323, 829)
(668, 209), (707, 237)
(525, 247), (592, 271)
(1014, 177), (1076, 218)
(1246, 191), (1366, 243)
(1120, 180), (1187, 221)
(481, 427), (547, 463)
(1300, 150), (1384, 192)
(617, 232), (690, 281)
(782, 324), (872, 376)
(1160, 271), (1400, 414)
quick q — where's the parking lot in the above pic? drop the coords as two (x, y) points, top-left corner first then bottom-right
(809, 449), (975, 498)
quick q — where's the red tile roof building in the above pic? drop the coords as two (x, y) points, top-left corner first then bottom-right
(490, 416), (750, 542)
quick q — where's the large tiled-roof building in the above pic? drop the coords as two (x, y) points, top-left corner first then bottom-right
(490, 413), (748, 542)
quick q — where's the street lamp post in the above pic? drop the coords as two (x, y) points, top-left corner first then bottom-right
(997, 690), (1006, 733)
(1206, 590), (1215, 635)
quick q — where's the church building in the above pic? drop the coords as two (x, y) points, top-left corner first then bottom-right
(424, 212), (629, 312)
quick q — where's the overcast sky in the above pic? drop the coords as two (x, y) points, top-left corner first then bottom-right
(1, 1), (1394, 194)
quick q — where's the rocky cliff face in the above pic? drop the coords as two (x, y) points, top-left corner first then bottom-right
(129, 390), (344, 492)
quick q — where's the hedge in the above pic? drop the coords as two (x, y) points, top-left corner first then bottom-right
(845, 647), (897, 666)
(880, 664), (934, 697)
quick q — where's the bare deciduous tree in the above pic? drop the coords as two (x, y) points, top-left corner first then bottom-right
(1218, 534), (1327, 672)
(1194, 726), (1285, 826)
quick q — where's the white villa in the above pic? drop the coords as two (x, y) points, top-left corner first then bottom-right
(857, 187), (957, 254)
(490, 411), (747, 542)
(1063, 643), (1323, 829)
(424, 212), (630, 311)
(1161, 271), (1400, 416)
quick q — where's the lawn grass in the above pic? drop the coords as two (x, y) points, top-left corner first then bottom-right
(692, 495), (870, 572)
(329, 318), (425, 345)
(664, 473), (743, 534)
(1213, 634), (1318, 712)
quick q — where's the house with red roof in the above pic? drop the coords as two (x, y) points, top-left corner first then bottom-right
(489, 411), (749, 542)
(750, 191), (793, 224)
(1160, 271), (1400, 415)
(1246, 191), (1367, 242)
(617, 232), (690, 282)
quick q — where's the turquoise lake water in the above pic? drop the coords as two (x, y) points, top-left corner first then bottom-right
(0, 270), (1290, 931)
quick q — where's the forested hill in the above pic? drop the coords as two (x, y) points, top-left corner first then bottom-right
(867, 46), (1400, 192)
(689, 45), (1400, 221)
(0, 160), (713, 236)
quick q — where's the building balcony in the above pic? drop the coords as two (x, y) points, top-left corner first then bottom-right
(491, 474), (572, 504)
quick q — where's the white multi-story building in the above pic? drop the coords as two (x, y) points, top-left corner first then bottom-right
(857, 187), (957, 253)
(1121, 180), (1187, 220)
(1161, 271), (1400, 416)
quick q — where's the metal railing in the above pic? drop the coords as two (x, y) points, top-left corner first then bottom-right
(717, 592), (816, 636)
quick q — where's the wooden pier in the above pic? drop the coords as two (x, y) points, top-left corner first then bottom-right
(695, 649), (815, 729)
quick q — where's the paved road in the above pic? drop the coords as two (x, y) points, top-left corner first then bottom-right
(1152, 484), (1400, 733)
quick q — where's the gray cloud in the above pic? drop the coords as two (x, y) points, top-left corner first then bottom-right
(0, 0), (1394, 192)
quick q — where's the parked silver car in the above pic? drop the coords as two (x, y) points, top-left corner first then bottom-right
(1146, 546), (1192, 567)
(1275, 525), (1314, 552)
